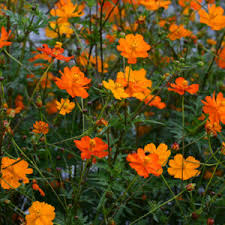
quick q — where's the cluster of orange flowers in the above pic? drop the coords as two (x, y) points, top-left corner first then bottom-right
(3, 0), (225, 222)
(36, 42), (74, 62)
(103, 66), (165, 109)
(46, 0), (84, 38)
(126, 143), (200, 180)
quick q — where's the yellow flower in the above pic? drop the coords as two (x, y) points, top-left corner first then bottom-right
(102, 79), (129, 100)
(56, 98), (75, 115)
(25, 201), (55, 225)
(45, 21), (74, 38)
(167, 154), (200, 180)
(144, 143), (171, 166)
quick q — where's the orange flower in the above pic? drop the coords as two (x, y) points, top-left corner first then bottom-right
(99, 0), (120, 22)
(168, 154), (200, 180)
(25, 201), (55, 225)
(37, 43), (74, 62)
(40, 72), (55, 89)
(96, 118), (108, 127)
(50, 0), (84, 21)
(207, 39), (216, 45)
(205, 119), (222, 136)
(168, 24), (192, 41)
(144, 95), (166, 109)
(106, 34), (116, 43)
(139, 0), (171, 11)
(198, 4), (225, 30)
(178, 0), (202, 10)
(117, 34), (151, 64)
(103, 67), (166, 109)
(168, 77), (199, 95)
(102, 79), (129, 100)
(29, 51), (52, 69)
(0, 26), (11, 48)
(56, 98), (75, 115)
(32, 121), (49, 135)
(15, 95), (25, 113)
(55, 66), (91, 98)
(201, 92), (225, 124)
(116, 67), (152, 100)
(74, 136), (108, 163)
(0, 157), (33, 189)
(216, 48), (225, 69)
(144, 143), (171, 166)
(77, 51), (89, 67)
(46, 99), (58, 114)
(126, 148), (162, 178)
(90, 55), (108, 73)
(32, 180), (45, 197)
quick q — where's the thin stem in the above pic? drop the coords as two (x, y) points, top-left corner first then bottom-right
(130, 189), (186, 225)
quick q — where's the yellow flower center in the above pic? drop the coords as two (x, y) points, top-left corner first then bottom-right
(33, 206), (42, 218)
(115, 82), (124, 89)
(63, 101), (69, 108)
(72, 73), (80, 82)
(55, 42), (62, 49)
(144, 156), (151, 165)
(130, 40), (138, 51)
(182, 80), (189, 86)
(89, 139), (96, 151)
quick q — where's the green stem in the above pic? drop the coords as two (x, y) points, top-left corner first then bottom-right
(130, 189), (186, 225)
(182, 95), (185, 182)
(161, 174), (186, 221)
(11, 138), (66, 210)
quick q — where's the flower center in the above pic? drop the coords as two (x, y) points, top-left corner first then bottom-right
(144, 156), (152, 165)
(72, 73), (80, 82)
(89, 139), (96, 151)
(130, 40), (138, 51)
(182, 80), (189, 86)
(33, 207), (41, 218)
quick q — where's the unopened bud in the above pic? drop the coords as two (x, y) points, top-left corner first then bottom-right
(186, 183), (196, 191)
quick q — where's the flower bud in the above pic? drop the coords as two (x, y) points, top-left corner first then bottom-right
(191, 212), (199, 220)
(186, 183), (196, 191)
(207, 218), (214, 225)
(171, 142), (179, 151)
